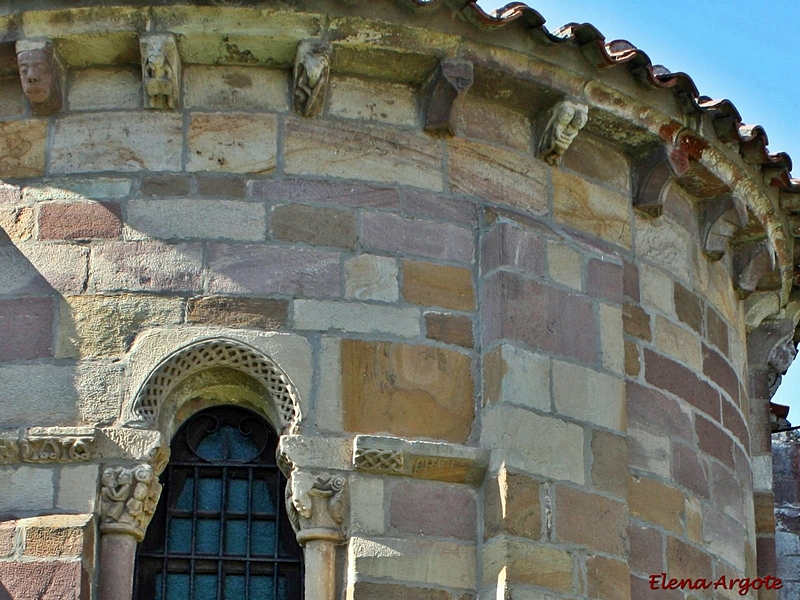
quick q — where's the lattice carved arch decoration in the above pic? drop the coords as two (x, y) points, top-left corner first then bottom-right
(131, 339), (302, 434)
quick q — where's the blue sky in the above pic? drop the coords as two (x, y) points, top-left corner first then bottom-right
(477, 1), (800, 420)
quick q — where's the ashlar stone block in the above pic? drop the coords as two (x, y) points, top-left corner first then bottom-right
(0, 119), (46, 178)
(553, 360), (625, 431)
(482, 344), (550, 412)
(345, 255), (399, 302)
(187, 113), (277, 174)
(481, 537), (573, 592)
(295, 301), (419, 337)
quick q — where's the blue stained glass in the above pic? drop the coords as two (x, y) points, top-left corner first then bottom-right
(227, 478), (248, 513)
(166, 574), (190, 599)
(224, 520), (247, 555)
(198, 478), (222, 511)
(251, 479), (275, 513)
(174, 477), (194, 511)
(168, 519), (192, 553)
(154, 574), (163, 600)
(252, 576), (275, 600)
(251, 521), (276, 556)
(195, 425), (260, 462)
(195, 575), (218, 600)
(224, 575), (245, 598)
(196, 519), (221, 554)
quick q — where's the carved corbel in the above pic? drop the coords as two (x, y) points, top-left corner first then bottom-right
(537, 99), (589, 166)
(422, 58), (473, 136)
(99, 464), (162, 541)
(733, 239), (776, 298)
(632, 144), (689, 217)
(16, 40), (63, 115)
(747, 318), (795, 399)
(699, 194), (748, 261)
(140, 33), (181, 110)
(744, 291), (781, 331)
(293, 39), (331, 118)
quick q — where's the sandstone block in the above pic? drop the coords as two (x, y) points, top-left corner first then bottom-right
(140, 174), (191, 196)
(562, 132), (630, 192)
(708, 461), (746, 524)
(556, 485), (628, 555)
(33, 178), (132, 200)
(704, 344), (739, 405)
(402, 190), (478, 227)
(553, 169), (631, 248)
(672, 442), (710, 499)
(425, 312), (473, 348)
(67, 67), (140, 111)
(341, 340), (473, 443)
(187, 113), (277, 174)
(623, 260), (639, 301)
(390, 480), (476, 540)
(665, 536), (713, 583)
(0, 205), (34, 243)
(482, 222), (546, 277)
(455, 95), (532, 153)
(0, 119), (46, 178)
(0, 243), (88, 296)
(592, 430), (628, 497)
(0, 561), (84, 600)
(639, 263), (675, 316)
(195, 175), (247, 198)
(184, 65), (288, 111)
(284, 118), (443, 190)
(627, 426), (671, 478)
(599, 303), (625, 375)
(75, 362), (124, 426)
(644, 349), (721, 421)
(695, 414), (734, 469)
(272, 204), (356, 249)
(553, 361), (625, 431)
(482, 344), (550, 411)
(0, 183), (22, 203)
(484, 468), (541, 540)
(349, 582), (450, 600)
(187, 297), (288, 329)
(685, 495), (702, 543)
(127, 198), (266, 241)
(627, 381), (694, 442)
(587, 556), (631, 600)
(628, 475), (684, 533)
(349, 536), (476, 589)
(547, 241), (582, 291)
(250, 179), (400, 209)
(623, 302), (652, 341)
(348, 475), (384, 535)
(295, 301), (419, 337)
(481, 537), (573, 592)
(23, 514), (92, 558)
(674, 281), (703, 333)
(90, 241), (203, 293)
(0, 297), (54, 361)
(587, 259), (623, 304)
(630, 575), (683, 600)
(655, 316), (702, 372)
(634, 214), (693, 283)
(57, 295), (184, 358)
(0, 520), (15, 557)
(721, 399), (748, 450)
(0, 466), (54, 512)
(38, 202), (121, 240)
(51, 112), (182, 173)
(329, 75), (417, 126)
(56, 464), (99, 513)
(361, 212), (474, 263)
(624, 340), (640, 376)
(207, 245), (339, 297)
(481, 405), (584, 484)
(345, 255), (399, 302)
(315, 337), (343, 431)
(448, 138), (548, 215)
(628, 525), (663, 575)
(0, 365), (79, 426)
(0, 76), (25, 119)
(402, 260), (475, 311)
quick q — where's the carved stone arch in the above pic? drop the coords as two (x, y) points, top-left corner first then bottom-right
(130, 338), (302, 436)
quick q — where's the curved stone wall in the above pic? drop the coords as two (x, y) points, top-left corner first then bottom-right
(0, 2), (797, 599)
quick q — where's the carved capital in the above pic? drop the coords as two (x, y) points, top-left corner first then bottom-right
(16, 39), (63, 115)
(293, 39), (331, 118)
(140, 33), (181, 110)
(699, 194), (747, 261)
(423, 58), (473, 136)
(632, 144), (689, 217)
(285, 469), (347, 545)
(99, 464), (162, 541)
(733, 239), (777, 298)
(538, 99), (588, 166)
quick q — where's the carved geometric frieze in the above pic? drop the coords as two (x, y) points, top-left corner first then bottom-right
(537, 99), (589, 166)
(352, 435), (489, 485)
(699, 194), (748, 261)
(293, 39), (331, 118)
(16, 39), (64, 115)
(0, 427), (98, 465)
(0, 436), (18, 465)
(422, 58), (473, 136)
(632, 144), (690, 217)
(140, 33), (181, 110)
(99, 464), (162, 541)
(733, 239), (777, 298)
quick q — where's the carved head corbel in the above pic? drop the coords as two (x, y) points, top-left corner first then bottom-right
(16, 40), (63, 115)
(139, 33), (181, 110)
(538, 99), (589, 166)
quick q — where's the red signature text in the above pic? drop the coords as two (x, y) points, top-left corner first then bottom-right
(649, 573), (782, 596)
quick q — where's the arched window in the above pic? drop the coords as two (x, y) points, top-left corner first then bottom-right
(133, 405), (303, 599)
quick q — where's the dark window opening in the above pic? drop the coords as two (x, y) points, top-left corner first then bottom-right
(133, 405), (303, 600)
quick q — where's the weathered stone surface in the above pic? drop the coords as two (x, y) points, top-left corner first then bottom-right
(625, 340), (641, 376)
(0, 205), (34, 245)
(187, 297), (288, 329)
(284, 118), (443, 190)
(74, 362), (123, 426)
(587, 556), (631, 600)
(23, 514), (91, 558)
(345, 255), (398, 302)
(634, 213), (693, 282)
(29, 178), (132, 201)
(654, 316), (702, 371)
(592, 430), (628, 497)
(0, 119), (46, 178)
(674, 281), (703, 333)
(349, 582), (450, 600)
(0, 183), (23, 203)
(295, 301), (419, 337)
(38, 202), (121, 240)
(329, 75), (417, 126)
(623, 303), (651, 341)
(361, 212), (473, 263)
(708, 461), (746, 525)
(562, 131), (630, 192)
(57, 295), (184, 358)
(187, 113), (277, 174)
(705, 306), (730, 355)
(0, 297), (54, 361)
(68, 67), (140, 110)
(0, 520), (15, 557)
(556, 485), (627, 555)
(90, 241), (203, 293)
(482, 537), (573, 592)
(424, 312), (473, 348)
(482, 222), (546, 277)
(685, 496), (703, 544)
(553, 169), (631, 248)
(51, 112), (182, 173)
(0, 76), (26, 119)
(455, 95), (531, 152)
(483, 271), (597, 363)
(695, 413), (734, 469)
(195, 175), (247, 198)
(628, 524), (663, 575)
(703, 344), (740, 404)
(0, 561), (84, 600)
(587, 259), (623, 304)
(341, 340), (473, 443)
(128, 198), (266, 241)
(251, 179), (400, 209)
(0, 365), (79, 425)
(672, 442), (710, 499)
(482, 344), (550, 411)
(184, 65), (288, 111)
(0, 466), (54, 512)
(140, 174), (190, 196)
(599, 303), (625, 375)
(349, 476), (384, 535)
(623, 260), (639, 301)
(639, 263), (675, 316)
(553, 361), (625, 431)
(448, 137), (548, 214)
(484, 468), (541, 540)
(207, 245), (339, 297)
(547, 241), (582, 291)
(402, 190), (478, 228)
(627, 381), (694, 442)
(349, 536), (475, 589)
(390, 480), (476, 540)
(628, 475), (684, 533)
(272, 204), (356, 249)
(627, 426), (671, 478)
(644, 349), (721, 421)
(402, 260), (474, 311)
(0, 244), (88, 296)
(56, 464), (99, 513)
(482, 405), (584, 484)
(665, 536), (713, 583)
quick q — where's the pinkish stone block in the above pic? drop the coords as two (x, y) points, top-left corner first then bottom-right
(481, 222), (545, 277)
(401, 190), (478, 227)
(626, 381), (693, 442)
(0, 183), (22, 203)
(207, 244), (340, 297)
(389, 480), (476, 540)
(0, 297), (54, 361)
(696, 415), (735, 470)
(672, 442), (710, 499)
(703, 344), (739, 405)
(587, 259), (623, 304)
(643, 349), (721, 421)
(0, 561), (84, 599)
(250, 179), (400, 209)
(360, 212), (473, 263)
(38, 202), (122, 240)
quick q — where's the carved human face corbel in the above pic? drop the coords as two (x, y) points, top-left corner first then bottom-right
(16, 40), (63, 115)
